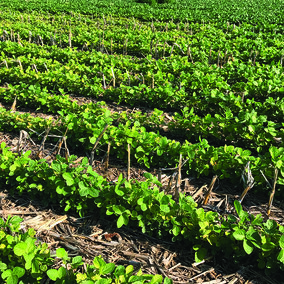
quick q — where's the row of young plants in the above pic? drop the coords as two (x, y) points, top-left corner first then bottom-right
(0, 102), (284, 195)
(1, 17), (283, 71)
(0, 83), (282, 156)
(1, 9), (283, 66)
(1, 142), (284, 273)
(0, 45), (283, 119)
(1, 18), (283, 92)
(0, 215), (171, 283)
(1, 0), (284, 24)
(1, 49), (282, 98)
(1, 9), (283, 61)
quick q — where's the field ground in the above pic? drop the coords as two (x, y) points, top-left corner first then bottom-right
(0, 0), (284, 283)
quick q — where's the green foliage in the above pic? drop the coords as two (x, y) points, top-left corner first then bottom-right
(0, 215), (52, 283)
(0, 143), (283, 272)
(0, 216), (171, 283)
(1, 0), (284, 24)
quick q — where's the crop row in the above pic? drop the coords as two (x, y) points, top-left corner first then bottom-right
(0, 102), (284, 193)
(0, 56), (283, 155)
(0, 43), (283, 119)
(1, 142), (284, 272)
(0, 83), (283, 155)
(1, 0), (284, 24)
(1, 10), (283, 65)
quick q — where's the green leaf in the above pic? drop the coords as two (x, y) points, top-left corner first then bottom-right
(78, 181), (89, 196)
(72, 256), (83, 265)
(277, 249), (284, 264)
(31, 259), (40, 274)
(12, 267), (25, 278)
(24, 253), (33, 270)
(9, 164), (17, 172)
(172, 225), (181, 236)
(269, 146), (277, 160)
(245, 229), (261, 247)
(117, 213), (129, 228)
(160, 195), (169, 204)
(93, 256), (106, 269)
(47, 269), (59, 281)
(193, 244), (201, 251)
(157, 149), (164, 156)
(195, 208), (205, 221)
(264, 219), (277, 231)
(233, 229), (245, 241)
(88, 187), (99, 198)
(144, 172), (154, 180)
(90, 136), (97, 144)
(261, 242), (276, 252)
(26, 237), (36, 254)
(251, 214), (263, 226)
(239, 210), (249, 222)
(62, 172), (74, 186)
(141, 203), (147, 211)
(81, 281), (96, 284)
(150, 274), (163, 284)
(115, 185), (125, 196)
(96, 279), (111, 284)
(276, 160), (282, 168)
(164, 277), (173, 284)
(29, 183), (37, 188)
(129, 275), (147, 282)
(14, 242), (27, 256)
(243, 239), (254, 255)
(56, 183), (65, 195)
(160, 204), (170, 213)
(6, 275), (18, 284)
(234, 200), (242, 217)
(51, 162), (61, 172)
(114, 265), (125, 277)
(56, 248), (68, 259)
(57, 267), (67, 279)
(0, 262), (7, 272)
(248, 125), (255, 133)
(136, 146), (144, 154)
(113, 205), (124, 215)
(195, 248), (207, 263)
(125, 181), (132, 189)
(2, 269), (12, 280)
(101, 263), (115, 274)
(6, 235), (14, 245)
(125, 265), (134, 275)
(279, 235), (284, 249)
